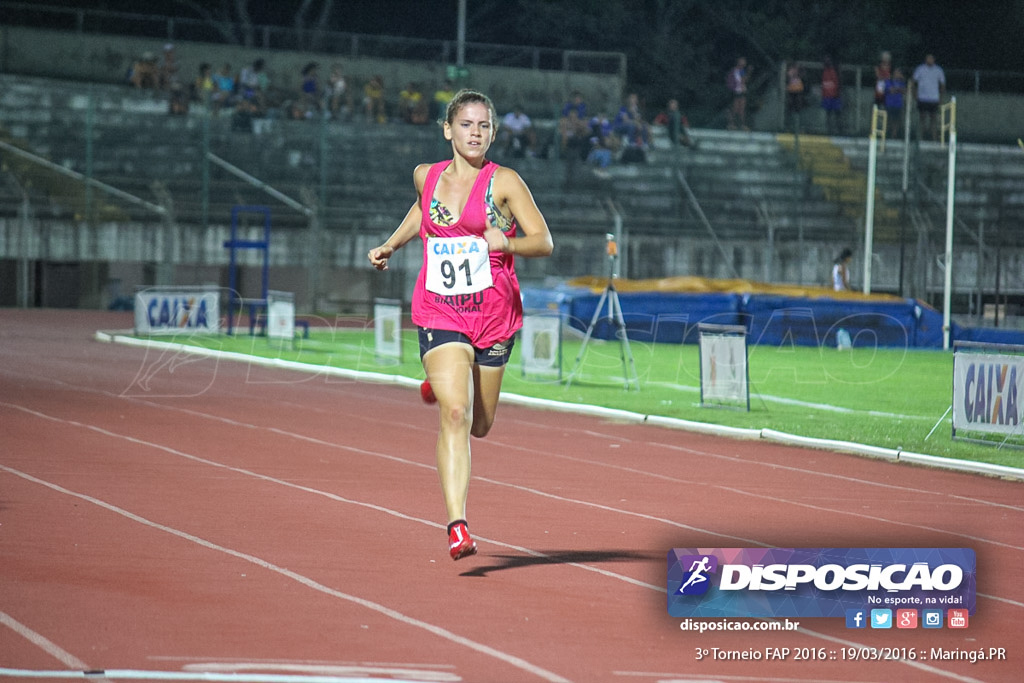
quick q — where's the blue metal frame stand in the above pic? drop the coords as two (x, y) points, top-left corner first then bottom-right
(224, 205), (271, 335)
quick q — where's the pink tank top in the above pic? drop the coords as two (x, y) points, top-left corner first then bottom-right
(411, 160), (522, 348)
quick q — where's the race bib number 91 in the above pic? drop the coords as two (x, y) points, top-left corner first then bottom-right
(425, 236), (493, 296)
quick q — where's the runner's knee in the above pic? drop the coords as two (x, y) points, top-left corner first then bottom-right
(441, 402), (472, 431)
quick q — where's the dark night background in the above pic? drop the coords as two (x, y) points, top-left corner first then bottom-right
(47, 0), (1021, 68)
(18, 0), (1024, 119)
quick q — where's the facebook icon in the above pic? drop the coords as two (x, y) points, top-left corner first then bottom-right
(845, 609), (867, 629)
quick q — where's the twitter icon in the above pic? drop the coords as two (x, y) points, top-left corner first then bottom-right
(870, 609), (892, 629)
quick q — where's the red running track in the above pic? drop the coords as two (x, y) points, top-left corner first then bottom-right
(1, 309), (1021, 683)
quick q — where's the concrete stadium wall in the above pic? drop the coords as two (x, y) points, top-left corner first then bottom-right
(2, 217), (1019, 313)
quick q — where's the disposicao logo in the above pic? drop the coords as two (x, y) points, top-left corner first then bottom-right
(675, 555), (718, 595)
(667, 548), (975, 619)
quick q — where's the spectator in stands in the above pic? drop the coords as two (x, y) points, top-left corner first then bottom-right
(238, 58), (269, 116)
(585, 112), (615, 169)
(784, 60), (806, 133)
(363, 74), (387, 123)
(913, 53), (946, 142)
(726, 56), (751, 131)
(654, 99), (695, 149)
(295, 61), (321, 119)
(820, 56), (842, 135)
(874, 51), (892, 108)
(399, 82), (430, 124)
(832, 248), (853, 291)
(157, 44), (187, 115)
(191, 63), (215, 107)
(558, 93), (591, 159)
(500, 104), (537, 157)
(210, 63), (236, 115)
(158, 44), (180, 92)
(431, 80), (456, 122)
(560, 90), (588, 121)
(326, 63), (351, 120)
(168, 81), (189, 116)
(884, 67), (907, 139)
(613, 93), (650, 163)
(558, 108), (589, 161)
(613, 92), (650, 148)
(128, 51), (159, 90)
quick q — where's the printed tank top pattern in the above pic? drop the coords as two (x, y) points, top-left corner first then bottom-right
(428, 175), (513, 232)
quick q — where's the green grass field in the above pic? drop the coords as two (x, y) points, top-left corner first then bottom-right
(159, 327), (1022, 470)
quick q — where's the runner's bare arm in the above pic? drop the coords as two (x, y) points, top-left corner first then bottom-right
(487, 167), (553, 257)
(368, 165), (430, 270)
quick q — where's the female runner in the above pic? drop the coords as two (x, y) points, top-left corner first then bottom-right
(368, 89), (553, 560)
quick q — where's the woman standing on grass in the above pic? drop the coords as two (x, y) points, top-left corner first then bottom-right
(367, 89), (553, 560)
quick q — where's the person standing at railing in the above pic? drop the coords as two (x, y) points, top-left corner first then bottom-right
(367, 89), (553, 561)
(784, 60), (806, 133)
(820, 56), (842, 135)
(912, 53), (946, 142)
(726, 56), (751, 131)
(874, 51), (892, 109)
(884, 67), (908, 139)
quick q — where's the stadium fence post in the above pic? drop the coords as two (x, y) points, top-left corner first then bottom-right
(941, 97), (958, 350)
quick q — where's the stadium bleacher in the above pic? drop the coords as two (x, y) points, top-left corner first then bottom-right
(2, 72), (1023, 319)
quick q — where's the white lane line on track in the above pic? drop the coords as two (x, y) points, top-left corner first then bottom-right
(4, 399), (1022, 578)
(83, 333), (1024, 482)
(4, 366), (1020, 513)
(541, 423), (1024, 513)
(0, 406), (1000, 683)
(7, 390), (1024, 616)
(130, 401), (1024, 550)
(178, 661), (460, 681)
(0, 612), (89, 669)
(0, 464), (570, 683)
(613, 671), (905, 682)
(645, 379), (939, 422)
(9, 373), (1023, 551)
(0, 669), (440, 682)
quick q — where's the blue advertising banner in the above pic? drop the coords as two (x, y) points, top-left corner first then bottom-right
(667, 548), (975, 619)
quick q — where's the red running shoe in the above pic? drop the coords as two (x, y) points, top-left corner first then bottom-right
(448, 520), (477, 561)
(420, 380), (437, 404)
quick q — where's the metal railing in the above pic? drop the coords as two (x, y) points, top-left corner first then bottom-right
(2, 2), (626, 77)
(780, 60), (1024, 138)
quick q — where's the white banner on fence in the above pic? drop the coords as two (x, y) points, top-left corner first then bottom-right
(699, 325), (748, 408)
(267, 290), (295, 345)
(521, 313), (562, 379)
(134, 287), (220, 335)
(952, 351), (1024, 435)
(373, 299), (403, 364)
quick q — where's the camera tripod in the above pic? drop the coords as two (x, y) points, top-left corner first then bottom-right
(567, 234), (640, 390)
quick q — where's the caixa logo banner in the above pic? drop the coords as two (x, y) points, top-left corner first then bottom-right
(667, 548), (975, 618)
